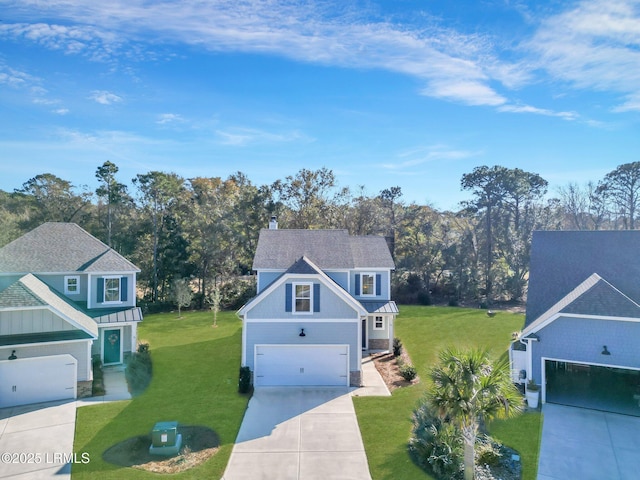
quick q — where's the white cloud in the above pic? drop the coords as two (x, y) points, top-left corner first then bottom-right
(527, 0), (640, 112)
(498, 103), (579, 120)
(215, 127), (309, 146)
(89, 90), (123, 105)
(381, 145), (479, 170)
(156, 113), (184, 125)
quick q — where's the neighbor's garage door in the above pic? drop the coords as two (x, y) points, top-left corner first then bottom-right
(254, 345), (349, 386)
(0, 354), (77, 408)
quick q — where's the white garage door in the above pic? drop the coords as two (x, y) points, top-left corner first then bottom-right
(254, 345), (349, 386)
(0, 355), (77, 408)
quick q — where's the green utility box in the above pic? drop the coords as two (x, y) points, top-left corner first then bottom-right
(149, 421), (182, 456)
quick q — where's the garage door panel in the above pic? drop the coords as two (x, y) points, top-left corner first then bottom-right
(0, 355), (77, 408)
(255, 345), (349, 387)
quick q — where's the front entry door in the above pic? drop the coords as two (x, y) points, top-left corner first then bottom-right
(103, 328), (122, 365)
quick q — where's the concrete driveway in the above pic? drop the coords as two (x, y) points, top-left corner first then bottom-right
(0, 400), (76, 479)
(538, 404), (640, 480)
(222, 387), (372, 480)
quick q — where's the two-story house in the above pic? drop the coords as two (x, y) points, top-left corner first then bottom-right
(237, 222), (398, 387)
(0, 222), (142, 407)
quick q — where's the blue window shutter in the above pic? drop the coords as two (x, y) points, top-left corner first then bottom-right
(313, 284), (320, 312)
(121, 277), (128, 301)
(376, 274), (382, 296)
(355, 274), (360, 296)
(285, 283), (292, 312)
(97, 278), (104, 303)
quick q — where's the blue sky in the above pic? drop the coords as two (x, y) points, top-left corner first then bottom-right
(1, 0), (639, 210)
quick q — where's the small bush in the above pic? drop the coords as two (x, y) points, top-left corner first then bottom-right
(400, 364), (418, 381)
(137, 342), (150, 353)
(410, 401), (463, 479)
(238, 366), (252, 394)
(475, 435), (503, 467)
(393, 337), (403, 357)
(126, 350), (152, 396)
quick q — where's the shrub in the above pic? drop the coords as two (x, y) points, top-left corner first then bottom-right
(475, 435), (503, 467)
(238, 366), (252, 394)
(126, 350), (152, 396)
(400, 364), (418, 381)
(410, 401), (463, 479)
(393, 337), (403, 357)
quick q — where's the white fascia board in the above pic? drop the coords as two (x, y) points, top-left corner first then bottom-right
(245, 317), (360, 323)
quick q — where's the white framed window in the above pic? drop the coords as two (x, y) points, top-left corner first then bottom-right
(374, 316), (385, 330)
(293, 282), (312, 314)
(65, 275), (80, 295)
(361, 273), (376, 296)
(104, 276), (121, 303)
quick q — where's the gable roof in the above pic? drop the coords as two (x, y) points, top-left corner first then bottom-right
(0, 274), (98, 338)
(252, 229), (395, 270)
(525, 230), (640, 327)
(0, 222), (139, 273)
(523, 273), (640, 336)
(238, 255), (368, 318)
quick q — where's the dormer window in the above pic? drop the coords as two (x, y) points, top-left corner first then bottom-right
(97, 276), (128, 304)
(104, 277), (121, 302)
(65, 276), (80, 295)
(361, 274), (375, 296)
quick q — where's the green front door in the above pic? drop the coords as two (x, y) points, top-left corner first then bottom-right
(103, 329), (122, 365)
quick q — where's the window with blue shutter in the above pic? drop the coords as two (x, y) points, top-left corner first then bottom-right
(376, 274), (382, 296)
(355, 274), (360, 296)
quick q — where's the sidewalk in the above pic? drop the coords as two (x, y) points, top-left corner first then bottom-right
(351, 354), (391, 397)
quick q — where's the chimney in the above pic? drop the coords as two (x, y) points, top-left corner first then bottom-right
(269, 216), (278, 230)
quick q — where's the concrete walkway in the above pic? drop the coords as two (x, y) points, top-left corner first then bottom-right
(223, 357), (389, 480)
(76, 365), (131, 406)
(537, 404), (640, 480)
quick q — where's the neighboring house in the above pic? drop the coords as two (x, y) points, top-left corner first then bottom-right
(238, 221), (398, 387)
(511, 230), (640, 414)
(0, 222), (142, 407)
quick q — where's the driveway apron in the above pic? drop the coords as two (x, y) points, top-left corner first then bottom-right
(537, 403), (640, 480)
(0, 400), (76, 479)
(223, 387), (372, 480)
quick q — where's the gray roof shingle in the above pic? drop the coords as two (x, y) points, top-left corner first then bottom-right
(526, 230), (640, 327)
(253, 229), (395, 270)
(0, 222), (139, 273)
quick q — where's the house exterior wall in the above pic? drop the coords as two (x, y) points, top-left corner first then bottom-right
(530, 316), (640, 383)
(245, 279), (360, 320)
(0, 275), (21, 291)
(325, 271), (349, 290)
(244, 321), (359, 372)
(37, 273), (88, 299)
(0, 340), (92, 381)
(257, 271), (283, 293)
(0, 309), (76, 335)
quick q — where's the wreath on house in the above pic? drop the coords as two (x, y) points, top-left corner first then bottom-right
(108, 333), (119, 345)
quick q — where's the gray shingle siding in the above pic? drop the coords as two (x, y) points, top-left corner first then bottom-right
(245, 280), (360, 320)
(244, 321), (359, 371)
(530, 316), (640, 383)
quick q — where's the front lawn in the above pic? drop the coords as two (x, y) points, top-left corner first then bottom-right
(72, 310), (249, 479)
(353, 305), (543, 480)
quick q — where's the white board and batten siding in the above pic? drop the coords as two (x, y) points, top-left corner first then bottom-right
(254, 344), (349, 386)
(0, 354), (77, 408)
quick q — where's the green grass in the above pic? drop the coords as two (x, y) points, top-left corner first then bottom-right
(353, 305), (543, 480)
(72, 310), (249, 479)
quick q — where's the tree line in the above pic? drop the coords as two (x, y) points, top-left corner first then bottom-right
(1, 161), (639, 309)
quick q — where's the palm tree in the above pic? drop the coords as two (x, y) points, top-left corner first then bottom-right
(427, 347), (523, 480)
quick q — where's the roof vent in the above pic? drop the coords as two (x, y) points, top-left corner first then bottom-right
(269, 216), (278, 230)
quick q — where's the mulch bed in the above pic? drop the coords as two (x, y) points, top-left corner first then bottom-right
(102, 425), (219, 474)
(370, 349), (419, 391)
